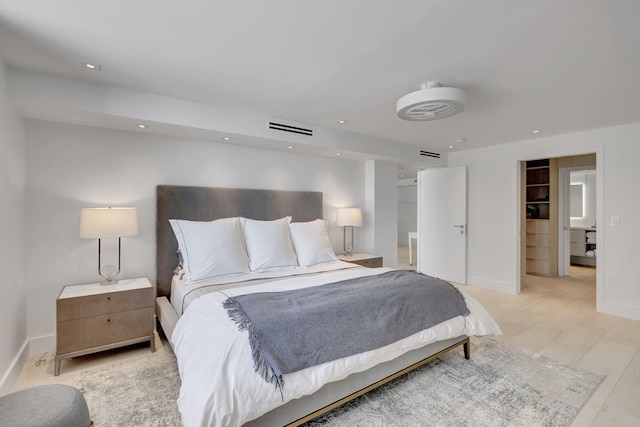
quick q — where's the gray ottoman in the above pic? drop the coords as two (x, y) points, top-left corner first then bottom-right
(0, 384), (92, 427)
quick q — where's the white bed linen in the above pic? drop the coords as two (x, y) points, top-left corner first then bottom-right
(171, 260), (359, 316)
(172, 267), (501, 427)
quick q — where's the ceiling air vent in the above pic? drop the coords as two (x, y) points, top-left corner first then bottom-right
(420, 150), (441, 159)
(268, 121), (314, 136)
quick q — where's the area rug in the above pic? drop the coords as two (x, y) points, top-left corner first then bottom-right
(73, 338), (604, 427)
(74, 349), (182, 426)
(303, 337), (605, 427)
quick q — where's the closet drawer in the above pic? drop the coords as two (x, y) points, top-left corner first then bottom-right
(526, 233), (550, 248)
(526, 220), (549, 234)
(526, 246), (549, 261)
(526, 259), (551, 276)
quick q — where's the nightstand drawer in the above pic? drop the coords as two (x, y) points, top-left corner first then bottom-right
(339, 254), (383, 268)
(353, 258), (383, 268)
(57, 287), (153, 321)
(57, 307), (154, 354)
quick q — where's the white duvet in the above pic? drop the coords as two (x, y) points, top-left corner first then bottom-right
(172, 267), (501, 427)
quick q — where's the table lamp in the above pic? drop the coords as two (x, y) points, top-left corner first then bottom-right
(80, 207), (139, 285)
(336, 208), (363, 256)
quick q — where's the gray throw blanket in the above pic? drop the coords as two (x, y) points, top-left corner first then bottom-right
(223, 270), (469, 391)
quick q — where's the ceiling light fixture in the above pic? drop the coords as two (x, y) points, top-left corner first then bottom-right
(338, 120), (346, 124)
(532, 130), (541, 134)
(397, 81), (466, 121)
(223, 136), (232, 141)
(136, 124), (147, 129)
(449, 145), (454, 149)
(287, 146), (294, 149)
(336, 152), (342, 156)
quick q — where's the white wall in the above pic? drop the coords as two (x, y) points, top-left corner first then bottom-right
(449, 122), (640, 320)
(365, 160), (398, 267)
(24, 120), (366, 342)
(397, 181), (417, 245)
(0, 60), (27, 394)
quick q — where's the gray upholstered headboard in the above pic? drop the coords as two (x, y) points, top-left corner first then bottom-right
(156, 185), (323, 297)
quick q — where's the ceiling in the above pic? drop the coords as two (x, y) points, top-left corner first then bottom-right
(1, 0), (640, 172)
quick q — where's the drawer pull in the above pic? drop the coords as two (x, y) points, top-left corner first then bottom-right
(107, 318), (110, 322)
(107, 297), (111, 300)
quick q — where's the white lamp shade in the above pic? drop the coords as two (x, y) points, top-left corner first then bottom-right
(80, 207), (139, 239)
(336, 208), (363, 227)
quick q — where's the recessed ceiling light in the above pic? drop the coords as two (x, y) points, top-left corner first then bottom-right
(336, 152), (342, 156)
(338, 120), (346, 124)
(532, 130), (541, 134)
(287, 145), (294, 149)
(400, 174), (405, 178)
(223, 136), (232, 141)
(82, 62), (101, 71)
(449, 145), (454, 149)
(136, 124), (147, 129)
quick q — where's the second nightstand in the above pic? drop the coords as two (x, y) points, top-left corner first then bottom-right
(338, 253), (383, 268)
(55, 277), (155, 376)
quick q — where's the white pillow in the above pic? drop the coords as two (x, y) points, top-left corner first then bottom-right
(169, 217), (250, 281)
(241, 217), (298, 272)
(289, 219), (338, 267)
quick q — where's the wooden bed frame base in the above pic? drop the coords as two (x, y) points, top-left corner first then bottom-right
(285, 337), (470, 427)
(156, 296), (470, 427)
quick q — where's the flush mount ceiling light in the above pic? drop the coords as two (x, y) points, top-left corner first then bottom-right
(397, 81), (466, 121)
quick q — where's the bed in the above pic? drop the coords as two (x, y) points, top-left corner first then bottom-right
(155, 185), (501, 427)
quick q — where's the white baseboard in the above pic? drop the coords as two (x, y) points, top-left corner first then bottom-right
(467, 275), (517, 294)
(28, 334), (56, 356)
(0, 340), (28, 396)
(0, 334), (55, 396)
(598, 299), (640, 321)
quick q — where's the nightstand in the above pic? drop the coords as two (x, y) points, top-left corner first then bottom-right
(339, 253), (383, 268)
(55, 277), (155, 376)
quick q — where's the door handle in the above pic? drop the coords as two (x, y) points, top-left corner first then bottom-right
(453, 225), (464, 228)
(453, 224), (465, 234)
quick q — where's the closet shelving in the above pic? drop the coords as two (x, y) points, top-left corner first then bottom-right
(524, 158), (557, 277)
(525, 159), (551, 219)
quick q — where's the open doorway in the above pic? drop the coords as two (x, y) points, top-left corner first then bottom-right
(520, 153), (596, 293)
(558, 167), (597, 276)
(397, 171), (417, 270)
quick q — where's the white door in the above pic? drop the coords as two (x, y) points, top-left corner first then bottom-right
(417, 166), (467, 284)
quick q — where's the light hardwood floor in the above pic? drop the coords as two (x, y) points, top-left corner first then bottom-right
(13, 249), (640, 426)
(399, 244), (640, 426)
